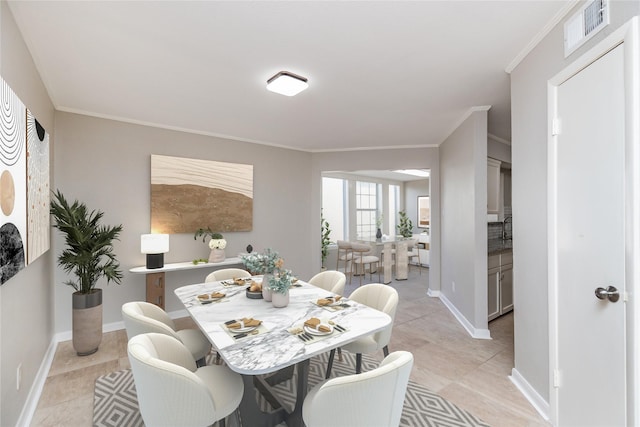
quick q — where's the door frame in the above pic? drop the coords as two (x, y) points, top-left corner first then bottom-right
(547, 17), (640, 426)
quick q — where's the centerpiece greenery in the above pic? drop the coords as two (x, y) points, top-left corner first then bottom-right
(268, 268), (294, 294)
(241, 248), (283, 275)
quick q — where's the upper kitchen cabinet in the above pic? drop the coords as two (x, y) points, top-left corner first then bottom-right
(487, 158), (501, 214)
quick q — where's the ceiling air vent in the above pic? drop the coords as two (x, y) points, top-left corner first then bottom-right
(564, 0), (609, 58)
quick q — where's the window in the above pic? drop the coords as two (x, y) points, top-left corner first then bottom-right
(356, 181), (378, 240)
(388, 184), (400, 236)
(322, 177), (346, 241)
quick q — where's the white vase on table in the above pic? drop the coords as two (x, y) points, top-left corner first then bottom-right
(208, 248), (225, 263)
(271, 290), (289, 308)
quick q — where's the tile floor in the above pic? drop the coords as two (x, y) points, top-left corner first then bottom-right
(31, 267), (549, 426)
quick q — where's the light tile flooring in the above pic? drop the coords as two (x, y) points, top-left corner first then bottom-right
(32, 268), (549, 426)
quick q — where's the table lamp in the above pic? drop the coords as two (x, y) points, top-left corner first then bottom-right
(141, 234), (169, 269)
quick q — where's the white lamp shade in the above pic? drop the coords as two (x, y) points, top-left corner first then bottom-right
(266, 71), (308, 97)
(140, 234), (169, 254)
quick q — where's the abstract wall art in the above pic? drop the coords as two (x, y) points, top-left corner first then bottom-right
(150, 154), (253, 234)
(0, 76), (50, 285)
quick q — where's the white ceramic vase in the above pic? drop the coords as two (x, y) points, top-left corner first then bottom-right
(271, 290), (290, 308)
(262, 274), (273, 301)
(208, 248), (225, 263)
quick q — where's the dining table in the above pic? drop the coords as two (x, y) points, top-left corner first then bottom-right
(174, 276), (392, 427)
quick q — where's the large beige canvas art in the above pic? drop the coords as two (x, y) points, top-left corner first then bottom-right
(151, 155), (253, 234)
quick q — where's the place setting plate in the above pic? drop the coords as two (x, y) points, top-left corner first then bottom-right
(304, 324), (334, 336)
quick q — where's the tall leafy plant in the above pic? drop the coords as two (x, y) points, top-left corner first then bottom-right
(50, 190), (124, 294)
(397, 210), (414, 238)
(321, 210), (331, 267)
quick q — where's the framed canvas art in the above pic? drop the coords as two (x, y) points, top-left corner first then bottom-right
(150, 155), (253, 234)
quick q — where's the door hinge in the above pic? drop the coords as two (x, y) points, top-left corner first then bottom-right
(552, 118), (561, 136)
(553, 369), (561, 388)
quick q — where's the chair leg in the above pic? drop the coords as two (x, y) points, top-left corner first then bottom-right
(218, 417), (226, 427)
(338, 347), (343, 361)
(326, 349), (336, 379)
(383, 345), (389, 357)
(355, 353), (362, 374)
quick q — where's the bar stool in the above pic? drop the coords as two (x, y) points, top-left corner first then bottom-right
(407, 239), (422, 275)
(350, 242), (380, 286)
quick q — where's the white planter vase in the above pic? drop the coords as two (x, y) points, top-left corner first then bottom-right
(272, 290), (290, 308)
(208, 248), (225, 263)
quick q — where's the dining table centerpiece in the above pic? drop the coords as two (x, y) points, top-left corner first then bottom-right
(268, 268), (294, 308)
(240, 248), (283, 301)
(194, 227), (227, 263)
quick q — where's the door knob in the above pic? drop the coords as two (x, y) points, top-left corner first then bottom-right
(594, 286), (620, 303)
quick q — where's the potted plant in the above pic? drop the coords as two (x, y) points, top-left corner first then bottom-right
(321, 211), (331, 268)
(240, 248), (284, 301)
(268, 268), (294, 308)
(397, 210), (414, 238)
(50, 190), (123, 356)
(194, 227), (227, 263)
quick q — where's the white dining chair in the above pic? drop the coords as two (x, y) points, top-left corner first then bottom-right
(122, 301), (212, 366)
(128, 333), (244, 427)
(326, 283), (398, 377)
(303, 351), (414, 427)
(204, 268), (251, 283)
(350, 242), (380, 286)
(308, 270), (346, 295)
(335, 240), (353, 275)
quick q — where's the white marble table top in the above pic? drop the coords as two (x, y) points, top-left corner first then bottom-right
(174, 278), (392, 375)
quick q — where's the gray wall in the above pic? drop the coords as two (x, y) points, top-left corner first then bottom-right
(53, 112), (315, 331)
(439, 110), (488, 331)
(510, 0), (640, 404)
(0, 3), (56, 426)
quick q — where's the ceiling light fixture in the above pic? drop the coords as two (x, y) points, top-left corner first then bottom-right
(266, 71), (308, 97)
(393, 169), (430, 178)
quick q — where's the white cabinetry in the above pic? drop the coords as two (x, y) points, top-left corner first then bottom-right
(488, 251), (513, 321)
(413, 233), (430, 267)
(487, 158), (501, 214)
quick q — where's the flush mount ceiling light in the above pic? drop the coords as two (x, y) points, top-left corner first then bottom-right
(266, 71), (308, 97)
(393, 169), (430, 178)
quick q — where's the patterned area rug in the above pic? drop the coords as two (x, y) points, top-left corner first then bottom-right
(94, 352), (490, 427)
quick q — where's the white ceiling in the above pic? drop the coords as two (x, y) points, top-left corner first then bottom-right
(8, 1), (573, 152)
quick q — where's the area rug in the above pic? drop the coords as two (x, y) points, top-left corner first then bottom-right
(94, 352), (490, 427)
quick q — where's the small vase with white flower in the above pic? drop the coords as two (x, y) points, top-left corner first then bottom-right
(194, 228), (227, 263)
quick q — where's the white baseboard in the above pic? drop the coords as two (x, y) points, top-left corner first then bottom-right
(427, 288), (440, 297)
(510, 368), (551, 421)
(438, 293), (492, 340)
(16, 338), (58, 427)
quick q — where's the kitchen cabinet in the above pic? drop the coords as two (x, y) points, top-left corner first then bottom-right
(488, 250), (513, 321)
(487, 158), (501, 214)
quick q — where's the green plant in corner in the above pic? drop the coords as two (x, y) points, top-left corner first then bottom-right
(50, 190), (123, 294)
(50, 189), (123, 356)
(321, 210), (331, 267)
(397, 210), (414, 238)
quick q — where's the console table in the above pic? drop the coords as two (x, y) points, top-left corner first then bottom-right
(129, 257), (243, 308)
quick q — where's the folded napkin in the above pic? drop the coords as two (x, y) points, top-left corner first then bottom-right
(198, 292), (225, 300)
(316, 296), (342, 306)
(304, 317), (331, 333)
(228, 317), (262, 329)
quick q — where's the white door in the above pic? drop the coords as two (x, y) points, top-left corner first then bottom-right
(552, 45), (626, 425)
